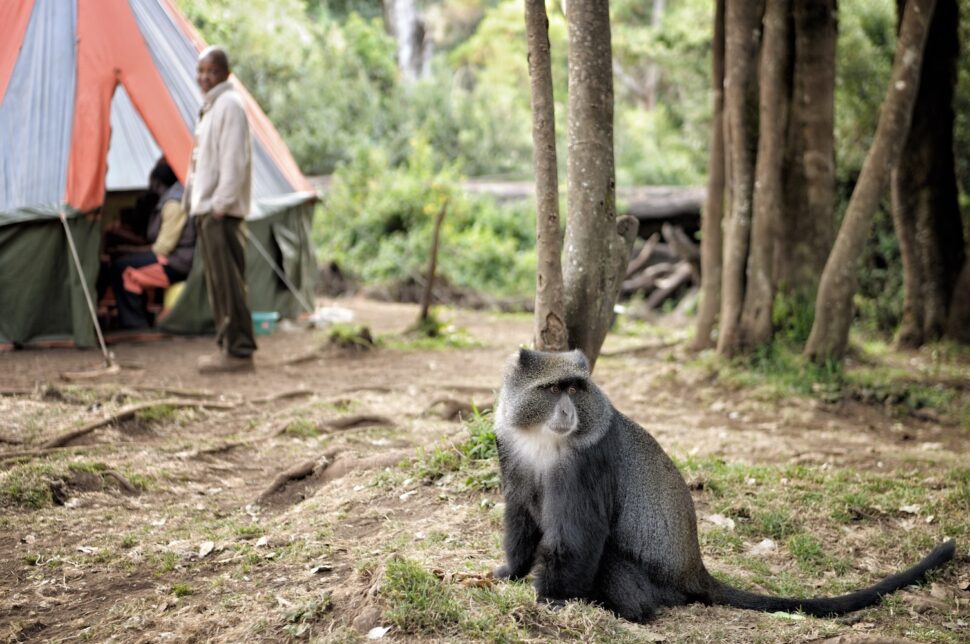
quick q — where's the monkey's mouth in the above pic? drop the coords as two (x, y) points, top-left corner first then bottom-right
(545, 421), (576, 436)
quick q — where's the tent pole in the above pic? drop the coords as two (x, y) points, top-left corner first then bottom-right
(60, 213), (113, 366)
(245, 230), (315, 314)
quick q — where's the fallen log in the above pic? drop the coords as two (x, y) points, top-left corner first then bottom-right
(645, 261), (695, 309)
(622, 262), (675, 295)
(625, 233), (661, 279)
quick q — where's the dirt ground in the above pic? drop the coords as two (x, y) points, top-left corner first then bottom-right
(0, 297), (967, 643)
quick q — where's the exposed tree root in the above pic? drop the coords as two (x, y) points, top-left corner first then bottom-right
(600, 340), (680, 357)
(425, 398), (493, 422)
(257, 459), (324, 504)
(42, 398), (236, 449)
(323, 414), (394, 430)
(250, 389), (315, 405)
(101, 470), (139, 495)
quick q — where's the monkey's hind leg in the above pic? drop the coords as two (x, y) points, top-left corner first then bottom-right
(594, 554), (666, 622)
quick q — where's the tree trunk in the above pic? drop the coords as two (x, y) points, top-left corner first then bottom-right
(692, 0), (726, 351)
(805, 0), (936, 363)
(775, 0), (837, 303)
(891, 0), (964, 348)
(716, 0), (763, 356)
(945, 254), (970, 342)
(562, 0), (637, 368)
(738, 0), (792, 349)
(525, 0), (567, 352)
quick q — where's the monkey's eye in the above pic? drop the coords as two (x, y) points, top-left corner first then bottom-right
(567, 385), (577, 396)
(549, 384), (560, 394)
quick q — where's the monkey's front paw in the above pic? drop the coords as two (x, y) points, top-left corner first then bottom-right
(493, 565), (514, 580)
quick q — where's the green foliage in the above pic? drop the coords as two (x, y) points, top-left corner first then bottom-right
(316, 138), (536, 297)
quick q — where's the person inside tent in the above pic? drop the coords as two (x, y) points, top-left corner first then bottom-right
(105, 158), (196, 329)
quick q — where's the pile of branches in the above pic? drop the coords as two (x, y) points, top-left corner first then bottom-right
(621, 223), (699, 312)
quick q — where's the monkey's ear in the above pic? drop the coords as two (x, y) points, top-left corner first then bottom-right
(568, 349), (590, 374)
(517, 348), (539, 371)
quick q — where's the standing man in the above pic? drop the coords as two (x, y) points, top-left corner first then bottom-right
(184, 46), (257, 373)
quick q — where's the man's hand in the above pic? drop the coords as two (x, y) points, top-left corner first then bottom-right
(212, 211), (225, 220)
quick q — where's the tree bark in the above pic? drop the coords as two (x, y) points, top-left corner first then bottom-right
(738, 0), (793, 349)
(562, 0), (637, 368)
(525, 0), (568, 352)
(692, 0), (726, 351)
(891, 0), (964, 348)
(775, 0), (837, 301)
(945, 254), (970, 342)
(716, 0), (763, 356)
(805, 0), (936, 363)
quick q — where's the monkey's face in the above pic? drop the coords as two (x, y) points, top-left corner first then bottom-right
(498, 349), (591, 439)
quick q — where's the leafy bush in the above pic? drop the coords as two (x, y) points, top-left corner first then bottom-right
(315, 137), (536, 297)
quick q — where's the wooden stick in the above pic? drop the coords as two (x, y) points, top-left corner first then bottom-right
(419, 200), (449, 323)
(625, 233), (661, 278)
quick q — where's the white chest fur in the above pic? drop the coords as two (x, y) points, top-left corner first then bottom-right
(501, 424), (566, 474)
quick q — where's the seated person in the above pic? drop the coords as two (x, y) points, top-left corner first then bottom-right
(107, 158), (196, 329)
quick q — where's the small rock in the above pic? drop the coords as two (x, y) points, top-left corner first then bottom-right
(703, 514), (735, 531)
(198, 541), (215, 558)
(367, 626), (391, 640)
(747, 539), (777, 556)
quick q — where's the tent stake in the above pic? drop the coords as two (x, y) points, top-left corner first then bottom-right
(60, 212), (114, 367)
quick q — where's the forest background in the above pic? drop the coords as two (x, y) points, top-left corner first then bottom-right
(178, 0), (970, 340)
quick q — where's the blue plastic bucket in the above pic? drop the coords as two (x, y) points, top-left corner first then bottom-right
(252, 311), (280, 335)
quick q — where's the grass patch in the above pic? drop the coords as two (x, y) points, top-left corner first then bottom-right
(381, 558), (463, 633)
(282, 592), (333, 639)
(409, 410), (500, 492)
(135, 404), (179, 424)
(171, 582), (193, 598)
(282, 418), (320, 438)
(0, 463), (56, 509)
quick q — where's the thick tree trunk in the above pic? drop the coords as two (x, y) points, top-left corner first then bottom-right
(805, 0), (936, 362)
(525, 0), (567, 352)
(775, 0), (837, 302)
(562, 0), (637, 368)
(692, 0), (725, 351)
(716, 0), (763, 356)
(738, 0), (792, 349)
(892, 0), (964, 348)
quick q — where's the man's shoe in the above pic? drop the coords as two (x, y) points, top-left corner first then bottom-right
(197, 352), (255, 374)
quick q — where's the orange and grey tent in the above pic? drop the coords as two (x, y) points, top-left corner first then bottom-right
(0, 0), (317, 348)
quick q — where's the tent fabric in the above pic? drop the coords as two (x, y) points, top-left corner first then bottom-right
(0, 0), (77, 215)
(0, 0), (317, 347)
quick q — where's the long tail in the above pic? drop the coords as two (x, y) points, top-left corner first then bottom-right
(707, 540), (955, 617)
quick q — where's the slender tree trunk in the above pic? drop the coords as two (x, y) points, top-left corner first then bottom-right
(717, 0), (764, 355)
(692, 0), (726, 351)
(562, 0), (637, 368)
(739, 0), (792, 348)
(775, 0), (837, 303)
(525, 0), (568, 352)
(805, 0), (936, 362)
(892, 0), (964, 348)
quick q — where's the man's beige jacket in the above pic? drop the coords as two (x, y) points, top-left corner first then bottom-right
(183, 81), (252, 218)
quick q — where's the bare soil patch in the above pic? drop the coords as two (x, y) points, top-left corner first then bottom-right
(1, 297), (967, 642)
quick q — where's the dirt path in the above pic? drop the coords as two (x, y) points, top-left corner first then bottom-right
(1, 298), (967, 642)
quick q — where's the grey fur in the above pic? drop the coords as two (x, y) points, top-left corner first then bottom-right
(493, 348), (956, 622)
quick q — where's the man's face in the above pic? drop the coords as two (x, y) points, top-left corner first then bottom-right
(196, 55), (228, 93)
